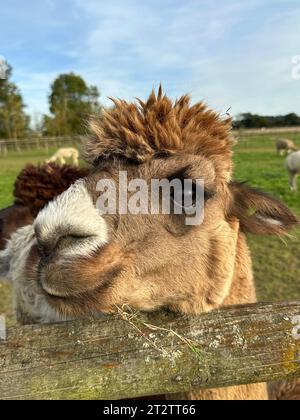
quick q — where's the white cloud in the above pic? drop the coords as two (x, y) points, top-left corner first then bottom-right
(13, 69), (65, 117)
(70, 0), (300, 115)
(5, 0), (300, 118)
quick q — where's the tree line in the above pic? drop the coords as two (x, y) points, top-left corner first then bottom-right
(0, 63), (101, 139)
(233, 113), (300, 129)
(1, 62), (300, 139)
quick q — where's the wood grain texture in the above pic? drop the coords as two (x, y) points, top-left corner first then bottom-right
(0, 301), (300, 400)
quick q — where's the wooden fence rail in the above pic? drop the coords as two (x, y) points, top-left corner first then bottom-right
(234, 127), (300, 136)
(1, 127), (300, 155)
(0, 301), (300, 400)
(0, 136), (86, 155)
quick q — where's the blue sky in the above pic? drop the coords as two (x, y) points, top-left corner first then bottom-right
(1, 0), (300, 120)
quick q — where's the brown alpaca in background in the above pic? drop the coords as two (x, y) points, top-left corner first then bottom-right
(0, 88), (298, 400)
(0, 163), (89, 250)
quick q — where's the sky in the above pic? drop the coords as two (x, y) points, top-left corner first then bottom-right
(1, 0), (300, 121)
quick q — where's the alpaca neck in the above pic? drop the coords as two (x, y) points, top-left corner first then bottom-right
(168, 232), (267, 400)
(223, 232), (257, 307)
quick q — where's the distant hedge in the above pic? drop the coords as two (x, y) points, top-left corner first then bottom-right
(234, 113), (300, 129)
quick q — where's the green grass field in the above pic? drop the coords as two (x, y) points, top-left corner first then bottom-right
(0, 147), (84, 208)
(0, 134), (299, 323)
(233, 132), (300, 302)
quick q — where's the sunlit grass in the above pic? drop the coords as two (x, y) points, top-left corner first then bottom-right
(233, 133), (300, 302)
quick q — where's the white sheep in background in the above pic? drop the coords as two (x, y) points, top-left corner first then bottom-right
(286, 151), (300, 191)
(276, 139), (297, 156)
(46, 147), (79, 166)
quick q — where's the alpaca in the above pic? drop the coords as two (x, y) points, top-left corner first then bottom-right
(46, 147), (79, 166)
(285, 151), (300, 191)
(0, 88), (298, 400)
(0, 163), (89, 250)
(276, 139), (297, 156)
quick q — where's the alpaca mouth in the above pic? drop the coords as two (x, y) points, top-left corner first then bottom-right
(36, 257), (99, 300)
(37, 273), (72, 299)
(39, 278), (102, 304)
(37, 263), (123, 303)
(36, 264), (89, 300)
(34, 240), (125, 303)
(41, 282), (73, 299)
(38, 274), (103, 300)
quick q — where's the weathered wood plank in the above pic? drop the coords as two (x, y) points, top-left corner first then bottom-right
(0, 301), (300, 400)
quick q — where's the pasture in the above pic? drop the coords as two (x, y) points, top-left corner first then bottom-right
(233, 131), (300, 302)
(0, 133), (299, 325)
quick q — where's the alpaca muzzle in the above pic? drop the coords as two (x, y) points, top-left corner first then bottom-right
(34, 179), (108, 259)
(36, 242), (125, 300)
(31, 179), (110, 299)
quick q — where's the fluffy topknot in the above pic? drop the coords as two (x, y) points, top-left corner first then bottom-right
(14, 163), (90, 217)
(85, 87), (234, 180)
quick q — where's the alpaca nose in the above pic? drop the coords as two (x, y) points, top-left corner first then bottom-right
(35, 230), (54, 259)
(33, 180), (108, 259)
(35, 220), (107, 260)
(35, 228), (84, 258)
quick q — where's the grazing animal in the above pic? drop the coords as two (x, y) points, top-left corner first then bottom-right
(276, 139), (297, 156)
(0, 163), (89, 250)
(0, 88), (298, 400)
(46, 147), (80, 166)
(285, 151), (300, 191)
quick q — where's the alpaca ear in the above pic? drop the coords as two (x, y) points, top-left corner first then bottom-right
(229, 182), (299, 235)
(0, 246), (12, 282)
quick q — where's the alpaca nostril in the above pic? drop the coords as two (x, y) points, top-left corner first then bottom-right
(36, 237), (56, 259)
(35, 228), (95, 259)
(35, 226), (61, 258)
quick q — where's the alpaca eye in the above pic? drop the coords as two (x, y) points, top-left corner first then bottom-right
(171, 180), (215, 213)
(171, 181), (200, 211)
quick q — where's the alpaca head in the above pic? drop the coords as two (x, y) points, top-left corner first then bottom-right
(0, 89), (298, 321)
(0, 163), (90, 250)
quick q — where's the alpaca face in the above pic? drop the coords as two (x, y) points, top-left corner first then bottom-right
(0, 90), (298, 322)
(3, 155), (295, 321)
(22, 154), (241, 318)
